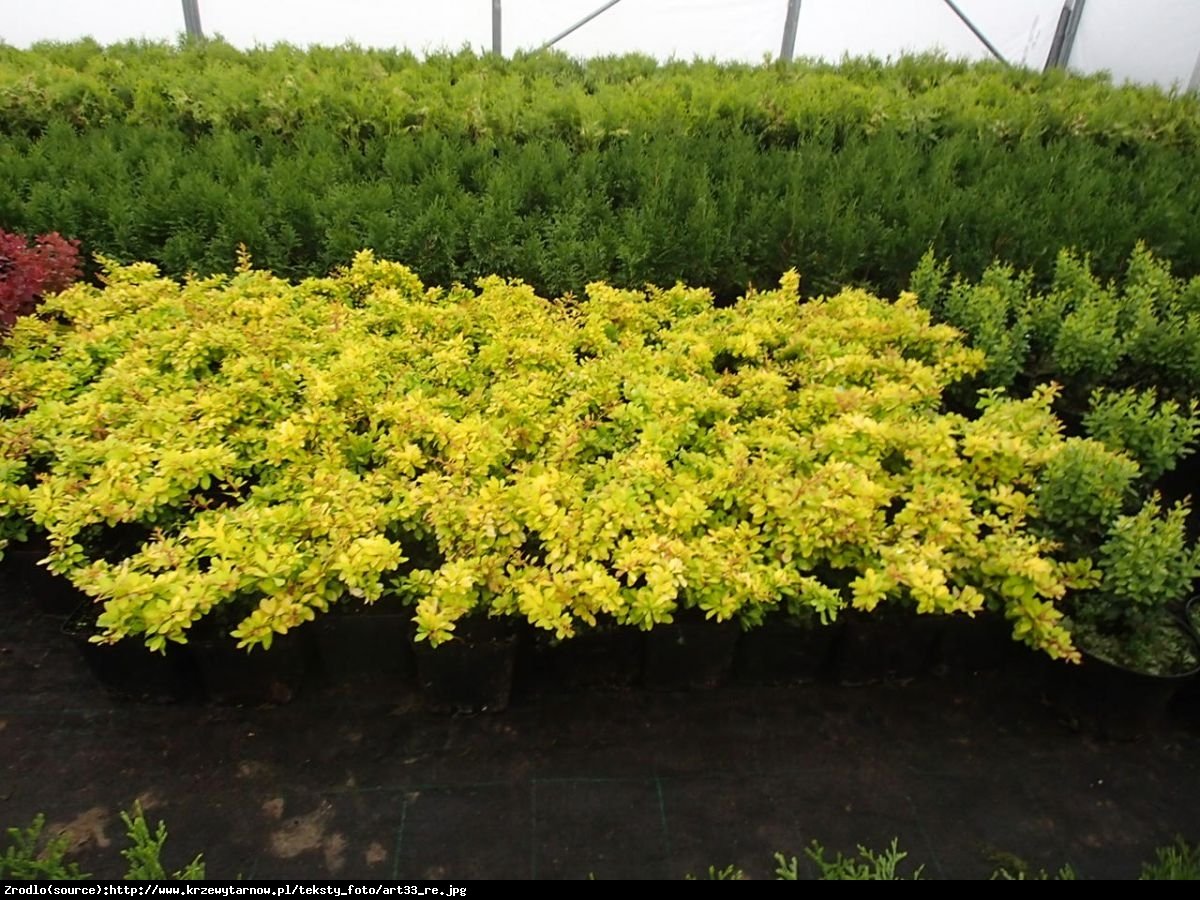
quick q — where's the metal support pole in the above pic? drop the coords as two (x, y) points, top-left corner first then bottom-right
(1189, 48), (1200, 94)
(780, 0), (802, 63)
(1043, 1), (1071, 71)
(539, 0), (624, 52)
(941, 0), (1009, 66)
(492, 0), (502, 56)
(1059, 0), (1086, 68)
(181, 0), (204, 41)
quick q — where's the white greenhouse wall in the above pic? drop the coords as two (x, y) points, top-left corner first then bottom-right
(1069, 0), (1200, 90)
(1, 0), (1196, 91)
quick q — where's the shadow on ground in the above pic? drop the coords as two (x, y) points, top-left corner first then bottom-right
(2, 590), (1198, 880)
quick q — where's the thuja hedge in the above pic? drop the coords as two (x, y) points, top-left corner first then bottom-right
(3, 124), (1197, 302)
(4, 42), (1197, 148)
(2, 44), (1200, 298)
(4, 252), (1189, 661)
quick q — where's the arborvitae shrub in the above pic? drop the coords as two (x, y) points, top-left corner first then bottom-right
(2, 46), (1200, 299)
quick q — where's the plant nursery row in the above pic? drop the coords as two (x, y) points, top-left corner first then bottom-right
(6, 42), (1198, 149)
(2, 45), (1200, 297)
(1, 46), (1199, 719)
(1, 254), (1197, 703)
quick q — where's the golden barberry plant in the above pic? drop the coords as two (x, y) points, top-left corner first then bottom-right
(0, 253), (1157, 660)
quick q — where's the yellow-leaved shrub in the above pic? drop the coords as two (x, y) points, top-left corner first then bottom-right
(0, 253), (1133, 659)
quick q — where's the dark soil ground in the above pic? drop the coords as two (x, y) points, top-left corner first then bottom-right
(3, 583), (1199, 881)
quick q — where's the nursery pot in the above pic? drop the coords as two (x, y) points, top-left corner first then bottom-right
(311, 601), (415, 688)
(1159, 597), (1200, 726)
(63, 605), (200, 703)
(643, 612), (740, 690)
(412, 617), (518, 713)
(1043, 653), (1199, 741)
(4, 539), (86, 616)
(1043, 610), (1200, 741)
(1184, 597), (1200, 646)
(189, 624), (311, 706)
(520, 622), (644, 691)
(934, 611), (1024, 676)
(733, 614), (841, 685)
(831, 610), (941, 685)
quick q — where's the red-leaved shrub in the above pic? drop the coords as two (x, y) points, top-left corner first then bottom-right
(0, 229), (82, 329)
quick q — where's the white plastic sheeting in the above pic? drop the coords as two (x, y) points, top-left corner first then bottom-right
(2, 1), (1197, 90)
(1068, 0), (1200, 90)
(518, 0), (1060, 66)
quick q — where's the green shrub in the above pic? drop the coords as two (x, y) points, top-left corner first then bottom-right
(0, 815), (86, 880)
(1141, 839), (1200, 880)
(688, 864), (746, 880)
(4, 42), (1198, 151)
(3, 45), (1200, 300)
(912, 244), (1200, 407)
(775, 840), (923, 880)
(1, 254), (1152, 660)
(119, 804), (205, 880)
(991, 863), (1078, 881)
(1083, 389), (1199, 482)
(940, 262), (1033, 392)
(0, 804), (203, 881)
(1069, 497), (1200, 673)
(1098, 498), (1197, 609)
(917, 245), (1200, 672)
(1035, 437), (1139, 540)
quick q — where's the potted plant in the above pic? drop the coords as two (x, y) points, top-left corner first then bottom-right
(832, 604), (943, 685)
(643, 606), (742, 690)
(2, 534), (87, 616)
(932, 608), (1024, 677)
(62, 602), (201, 703)
(2, 254), (1179, 711)
(399, 558), (520, 713)
(184, 600), (313, 706)
(733, 606), (841, 685)
(411, 614), (519, 714)
(310, 593), (415, 688)
(521, 617), (644, 690)
(1047, 497), (1200, 739)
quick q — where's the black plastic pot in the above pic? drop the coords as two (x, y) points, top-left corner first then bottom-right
(733, 614), (840, 684)
(412, 617), (518, 713)
(643, 613), (740, 690)
(1183, 597), (1200, 646)
(4, 540), (86, 616)
(1154, 597), (1200, 725)
(311, 603), (415, 687)
(831, 611), (941, 685)
(1044, 602), (1200, 740)
(521, 623), (644, 690)
(63, 605), (201, 703)
(1042, 647), (1200, 741)
(189, 627), (311, 706)
(935, 611), (1024, 676)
